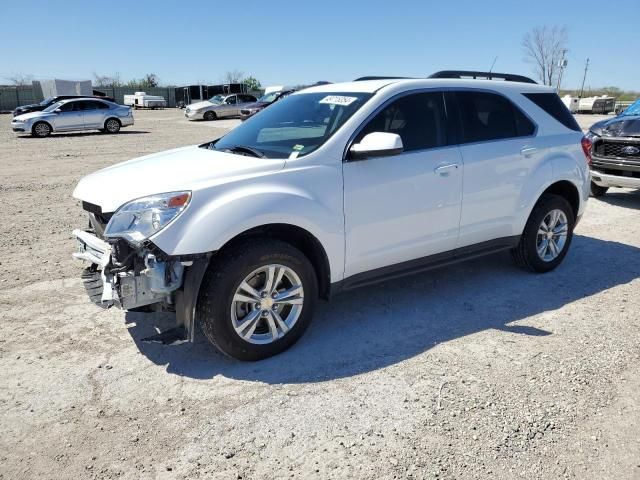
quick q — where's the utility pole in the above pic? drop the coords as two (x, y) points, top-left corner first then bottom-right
(579, 58), (590, 98)
(556, 49), (568, 91)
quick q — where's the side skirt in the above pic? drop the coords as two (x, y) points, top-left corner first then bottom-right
(331, 236), (520, 295)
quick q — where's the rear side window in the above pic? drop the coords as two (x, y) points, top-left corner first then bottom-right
(456, 91), (536, 143)
(523, 93), (581, 131)
(357, 92), (448, 152)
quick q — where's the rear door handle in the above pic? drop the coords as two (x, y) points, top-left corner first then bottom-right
(434, 163), (460, 176)
(520, 146), (537, 157)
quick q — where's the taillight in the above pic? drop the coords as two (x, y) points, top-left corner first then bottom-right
(581, 136), (592, 165)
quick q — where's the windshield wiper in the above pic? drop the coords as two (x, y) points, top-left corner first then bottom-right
(223, 145), (266, 158)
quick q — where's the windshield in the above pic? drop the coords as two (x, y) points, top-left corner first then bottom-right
(621, 99), (640, 116)
(212, 92), (373, 159)
(40, 97), (55, 106)
(257, 92), (279, 103)
(208, 95), (225, 105)
(42, 101), (64, 113)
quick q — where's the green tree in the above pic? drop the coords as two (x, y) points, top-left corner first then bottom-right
(243, 76), (261, 91)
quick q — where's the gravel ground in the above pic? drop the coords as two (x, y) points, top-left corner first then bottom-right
(0, 111), (638, 479)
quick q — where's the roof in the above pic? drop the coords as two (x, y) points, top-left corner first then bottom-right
(299, 78), (555, 95)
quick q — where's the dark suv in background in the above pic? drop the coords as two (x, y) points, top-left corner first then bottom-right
(586, 98), (640, 196)
(13, 95), (116, 117)
(240, 89), (295, 121)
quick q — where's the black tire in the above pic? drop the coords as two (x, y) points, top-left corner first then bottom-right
(590, 181), (608, 197)
(203, 111), (217, 121)
(104, 118), (121, 133)
(511, 194), (575, 273)
(31, 121), (51, 138)
(197, 239), (318, 361)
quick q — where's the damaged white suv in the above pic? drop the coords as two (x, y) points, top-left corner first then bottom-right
(73, 71), (590, 361)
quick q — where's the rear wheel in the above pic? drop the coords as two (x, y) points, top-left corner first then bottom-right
(104, 118), (121, 133)
(511, 194), (575, 273)
(590, 181), (608, 197)
(203, 111), (217, 121)
(197, 239), (317, 361)
(32, 122), (51, 138)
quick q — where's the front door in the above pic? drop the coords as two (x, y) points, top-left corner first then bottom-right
(52, 101), (84, 130)
(343, 91), (463, 278)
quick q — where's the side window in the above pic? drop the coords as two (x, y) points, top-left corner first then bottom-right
(357, 92), (447, 152)
(456, 91), (534, 143)
(522, 92), (580, 131)
(80, 101), (100, 110)
(59, 102), (77, 112)
(96, 101), (110, 109)
(226, 96), (237, 105)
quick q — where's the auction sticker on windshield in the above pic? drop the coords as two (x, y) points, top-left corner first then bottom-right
(319, 95), (358, 106)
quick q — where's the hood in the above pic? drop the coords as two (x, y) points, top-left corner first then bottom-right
(73, 145), (285, 212)
(590, 115), (640, 137)
(15, 103), (41, 111)
(241, 101), (269, 110)
(187, 100), (215, 110)
(13, 111), (54, 122)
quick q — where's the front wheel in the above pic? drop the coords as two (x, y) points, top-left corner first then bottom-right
(32, 122), (51, 137)
(197, 239), (318, 361)
(590, 181), (608, 197)
(203, 111), (217, 121)
(511, 194), (575, 273)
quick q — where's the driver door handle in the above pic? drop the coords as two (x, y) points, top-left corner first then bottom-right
(520, 146), (537, 157)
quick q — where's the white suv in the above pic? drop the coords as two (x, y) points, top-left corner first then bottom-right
(72, 71), (590, 360)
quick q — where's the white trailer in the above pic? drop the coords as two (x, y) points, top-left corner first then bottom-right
(123, 92), (167, 109)
(561, 95), (579, 113)
(577, 95), (616, 114)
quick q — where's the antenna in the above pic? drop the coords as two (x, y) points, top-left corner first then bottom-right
(489, 56), (498, 73)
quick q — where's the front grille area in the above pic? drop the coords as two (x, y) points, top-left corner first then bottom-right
(594, 140), (640, 160)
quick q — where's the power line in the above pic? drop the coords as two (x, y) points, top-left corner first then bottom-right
(579, 58), (589, 98)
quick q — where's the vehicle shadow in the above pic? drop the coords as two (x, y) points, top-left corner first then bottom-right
(598, 189), (640, 210)
(124, 235), (640, 383)
(18, 130), (149, 138)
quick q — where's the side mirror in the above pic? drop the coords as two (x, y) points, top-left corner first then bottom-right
(349, 132), (403, 160)
(54, 108), (62, 113)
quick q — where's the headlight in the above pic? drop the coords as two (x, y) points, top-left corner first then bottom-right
(585, 131), (600, 142)
(104, 191), (191, 244)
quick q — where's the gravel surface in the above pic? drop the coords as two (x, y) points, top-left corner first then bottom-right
(0, 111), (638, 479)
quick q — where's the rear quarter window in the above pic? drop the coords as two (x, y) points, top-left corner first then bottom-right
(523, 93), (581, 131)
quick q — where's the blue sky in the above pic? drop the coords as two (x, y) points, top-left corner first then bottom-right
(1, 0), (638, 90)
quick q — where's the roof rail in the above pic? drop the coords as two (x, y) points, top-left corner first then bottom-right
(428, 70), (537, 84)
(353, 76), (413, 81)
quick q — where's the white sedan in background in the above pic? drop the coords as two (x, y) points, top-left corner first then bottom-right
(11, 98), (134, 137)
(184, 93), (257, 121)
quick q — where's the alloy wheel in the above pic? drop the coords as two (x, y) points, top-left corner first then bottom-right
(536, 209), (568, 262)
(230, 264), (304, 345)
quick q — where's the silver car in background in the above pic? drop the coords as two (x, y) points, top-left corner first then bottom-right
(184, 93), (257, 121)
(11, 98), (134, 137)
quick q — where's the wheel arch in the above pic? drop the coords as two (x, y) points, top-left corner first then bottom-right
(218, 223), (332, 299)
(541, 180), (580, 219)
(31, 120), (53, 134)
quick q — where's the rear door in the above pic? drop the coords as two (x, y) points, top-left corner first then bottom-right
(52, 101), (84, 130)
(80, 100), (108, 128)
(343, 91), (463, 277)
(452, 90), (540, 248)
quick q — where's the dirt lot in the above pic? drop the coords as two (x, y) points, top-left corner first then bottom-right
(1, 110), (639, 480)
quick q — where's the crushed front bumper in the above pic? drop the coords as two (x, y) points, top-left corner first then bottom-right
(72, 229), (182, 309)
(72, 229), (210, 342)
